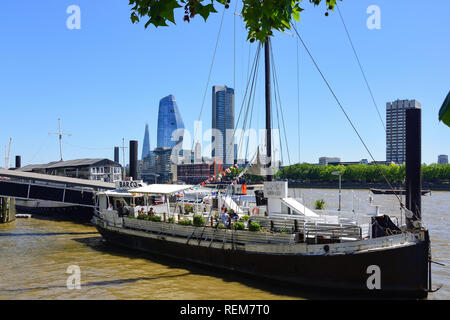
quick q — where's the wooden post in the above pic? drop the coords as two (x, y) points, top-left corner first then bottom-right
(1, 197), (16, 224)
(163, 212), (167, 222)
(210, 216), (214, 227)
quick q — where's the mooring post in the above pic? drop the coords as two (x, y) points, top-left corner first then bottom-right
(0, 197), (16, 223)
(405, 108), (422, 229)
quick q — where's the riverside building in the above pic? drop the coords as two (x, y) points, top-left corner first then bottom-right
(386, 99), (422, 164)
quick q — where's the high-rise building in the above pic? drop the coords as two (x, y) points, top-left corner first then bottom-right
(386, 99), (422, 164)
(141, 123), (151, 160)
(157, 95), (185, 149)
(141, 147), (175, 184)
(438, 154), (448, 165)
(212, 85), (235, 166)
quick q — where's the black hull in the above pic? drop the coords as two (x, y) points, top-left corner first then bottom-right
(95, 224), (430, 299)
(16, 205), (94, 223)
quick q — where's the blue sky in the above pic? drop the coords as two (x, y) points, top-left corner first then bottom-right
(0, 0), (449, 167)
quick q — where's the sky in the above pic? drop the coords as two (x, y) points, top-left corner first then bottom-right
(0, 0), (449, 168)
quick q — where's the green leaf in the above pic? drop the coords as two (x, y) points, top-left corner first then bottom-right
(439, 91), (450, 127)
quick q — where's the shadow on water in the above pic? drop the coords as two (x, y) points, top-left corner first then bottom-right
(16, 210), (93, 226)
(0, 232), (99, 237)
(0, 271), (191, 294)
(72, 236), (391, 300)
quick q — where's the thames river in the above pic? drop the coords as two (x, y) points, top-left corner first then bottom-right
(0, 189), (448, 300)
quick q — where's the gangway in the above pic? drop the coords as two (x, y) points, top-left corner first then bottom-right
(0, 168), (115, 207)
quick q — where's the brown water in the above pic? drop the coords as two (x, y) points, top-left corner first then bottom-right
(0, 189), (448, 300)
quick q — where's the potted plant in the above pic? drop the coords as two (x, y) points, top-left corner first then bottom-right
(233, 221), (246, 230)
(193, 215), (206, 227)
(314, 199), (326, 210)
(249, 221), (261, 232)
(178, 218), (193, 226)
(151, 215), (162, 222)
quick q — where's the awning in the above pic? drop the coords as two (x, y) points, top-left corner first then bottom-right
(128, 184), (193, 195)
(439, 91), (450, 127)
(102, 190), (134, 197)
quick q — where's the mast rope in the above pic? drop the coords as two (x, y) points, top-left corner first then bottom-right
(270, 44), (292, 166)
(191, 6), (227, 153)
(291, 23), (404, 208)
(336, 4), (386, 132)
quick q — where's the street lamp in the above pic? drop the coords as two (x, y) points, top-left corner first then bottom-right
(331, 171), (342, 211)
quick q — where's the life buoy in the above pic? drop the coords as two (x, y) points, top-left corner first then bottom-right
(251, 207), (259, 216)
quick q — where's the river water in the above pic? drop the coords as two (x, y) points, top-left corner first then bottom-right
(0, 189), (448, 300)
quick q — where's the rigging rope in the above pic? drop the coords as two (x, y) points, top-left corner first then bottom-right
(291, 23), (404, 208)
(191, 6), (227, 153)
(336, 4), (386, 132)
(270, 45), (292, 166)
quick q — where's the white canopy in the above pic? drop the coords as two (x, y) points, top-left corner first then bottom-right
(128, 184), (193, 195)
(102, 190), (134, 197)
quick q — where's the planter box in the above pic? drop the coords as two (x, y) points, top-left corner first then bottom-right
(122, 217), (296, 244)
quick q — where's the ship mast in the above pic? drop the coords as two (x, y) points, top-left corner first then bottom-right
(264, 37), (272, 181)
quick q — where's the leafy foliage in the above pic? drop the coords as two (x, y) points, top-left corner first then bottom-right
(129, 0), (342, 42)
(248, 221), (261, 232)
(276, 163), (450, 183)
(217, 222), (226, 229)
(179, 218), (194, 226)
(151, 215), (162, 222)
(233, 221), (246, 230)
(240, 214), (250, 222)
(314, 199), (326, 210)
(193, 214), (206, 227)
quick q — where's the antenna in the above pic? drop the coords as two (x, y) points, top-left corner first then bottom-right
(49, 118), (71, 161)
(119, 138), (128, 178)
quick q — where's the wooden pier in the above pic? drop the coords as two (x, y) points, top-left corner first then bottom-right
(1, 197), (16, 223)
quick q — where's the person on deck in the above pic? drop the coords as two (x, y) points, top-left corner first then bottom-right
(229, 210), (239, 221)
(221, 210), (230, 228)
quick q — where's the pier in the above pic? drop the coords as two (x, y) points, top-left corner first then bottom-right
(0, 169), (116, 218)
(0, 197), (16, 223)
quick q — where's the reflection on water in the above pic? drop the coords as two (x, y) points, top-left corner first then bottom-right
(0, 189), (448, 300)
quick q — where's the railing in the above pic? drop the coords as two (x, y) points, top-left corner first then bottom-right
(121, 216), (296, 245)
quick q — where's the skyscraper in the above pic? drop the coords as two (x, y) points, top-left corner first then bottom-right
(141, 123), (151, 160)
(212, 85), (235, 165)
(157, 95), (185, 149)
(386, 99), (421, 164)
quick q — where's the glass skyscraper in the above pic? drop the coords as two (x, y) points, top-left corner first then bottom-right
(141, 123), (151, 160)
(157, 95), (185, 149)
(212, 85), (235, 165)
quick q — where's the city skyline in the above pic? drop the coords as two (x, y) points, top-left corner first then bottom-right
(1, 0), (449, 167)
